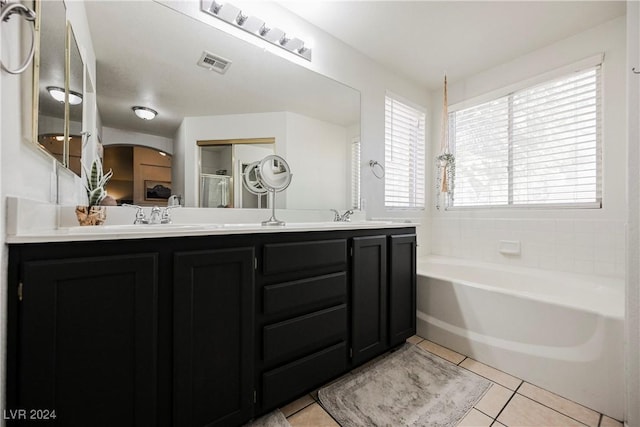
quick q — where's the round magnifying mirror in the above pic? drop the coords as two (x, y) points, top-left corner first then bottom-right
(243, 161), (267, 195)
(256, 155), (292, 191)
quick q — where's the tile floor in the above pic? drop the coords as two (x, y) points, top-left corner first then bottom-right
(279, 335), (624, 427)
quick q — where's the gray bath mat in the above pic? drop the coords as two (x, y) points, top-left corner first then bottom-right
(319, 344), (491, 427)
(245, 410), (291, 427)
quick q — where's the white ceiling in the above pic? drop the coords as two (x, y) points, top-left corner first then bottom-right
(279, 1), (626, 89)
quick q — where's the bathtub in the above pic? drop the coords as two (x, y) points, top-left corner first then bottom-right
(416, 256), (624, 419)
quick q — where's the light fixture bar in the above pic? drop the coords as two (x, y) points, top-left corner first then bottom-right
(202, 0), (312, 61)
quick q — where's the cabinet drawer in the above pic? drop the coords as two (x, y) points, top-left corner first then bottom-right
(263, 239), (347, 275)
(262, 342), (347, 410)
(263, 272), (347, 316)
(263, 305), (347, 365)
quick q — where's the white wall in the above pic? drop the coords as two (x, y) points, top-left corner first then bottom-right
(626, 1), (640, 425)
(427, 17), (627, 278)
(285, 112), (348, 210)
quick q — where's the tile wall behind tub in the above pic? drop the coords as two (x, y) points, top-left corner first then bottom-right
(430, 218), (625, 277)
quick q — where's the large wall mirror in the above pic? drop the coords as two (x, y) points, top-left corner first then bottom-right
(85, 1), (361, 210)
(34, 0), (84, 177)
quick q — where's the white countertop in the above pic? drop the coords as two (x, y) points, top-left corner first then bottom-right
(7, 221), (418, 244)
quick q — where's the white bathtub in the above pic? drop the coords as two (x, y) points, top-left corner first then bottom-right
(416, 256), (624, 419)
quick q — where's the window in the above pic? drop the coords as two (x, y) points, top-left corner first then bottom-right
(384, 94), (426, 208)
(351, 137), (361, 209)
(450, 65), (602, 208)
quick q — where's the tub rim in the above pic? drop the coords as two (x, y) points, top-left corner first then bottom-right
(417, 255), (624, 319)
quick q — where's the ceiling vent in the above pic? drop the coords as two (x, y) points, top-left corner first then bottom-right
(197, 51), (232, 74)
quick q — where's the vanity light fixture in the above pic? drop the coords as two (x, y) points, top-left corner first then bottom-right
(46, 86), (83, 105)
(132, 106), (158, 120)
(202, 1), (312, 61)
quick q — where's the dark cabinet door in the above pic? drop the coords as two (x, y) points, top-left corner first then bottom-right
(351, 235), (387, 366)
(173, 247), (255, 427)
(17, 253), (158, 427)
(388, 234), (417, 347)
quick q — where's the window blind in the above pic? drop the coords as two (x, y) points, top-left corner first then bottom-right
(385, 94), (426, 208)
(351, 137), (361, 209)
(450, 66), (601, 208)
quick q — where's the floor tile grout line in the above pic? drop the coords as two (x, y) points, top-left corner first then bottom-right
(519, 381), (604, 423)
(283, 397), (316, 420)
(456, 362), (520, 392)
(457, 356), (468, 366)
(515, 393), (591, 427)
(316, 397), (345, 427)
(474, 406), (498, 423)
(491, 380), (522, 424)
(597, 413), (604, 427)
(416, 338), (466, 364)
(415, 340), (467, 365)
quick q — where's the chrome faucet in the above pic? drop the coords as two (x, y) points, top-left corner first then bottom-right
(123, 204), (178, 225)
(161, 205), (181, 224)
(148, 206), (162, 224)
(123, 204), (148, 224)
(331, 209), (354, 222)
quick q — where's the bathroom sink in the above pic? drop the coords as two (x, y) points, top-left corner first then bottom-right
(63, 224), (221, 233)
(284, 221), (395, 228)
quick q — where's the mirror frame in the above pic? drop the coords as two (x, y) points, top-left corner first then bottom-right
(31, 0), (40, 150)
(66, 23), (84, 176)
(32, 0), (86, 176)
(62, 21), (70, 168)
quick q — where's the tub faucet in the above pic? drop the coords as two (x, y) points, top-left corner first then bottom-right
(331, 209), (354, 222)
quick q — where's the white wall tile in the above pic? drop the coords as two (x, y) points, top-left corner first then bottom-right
(574, 260), (595, 275)
(574, 232), (595, 247)
(574, 245), (595, 261)
(427, 216), (625, 278)
(594, 261), (616, 276)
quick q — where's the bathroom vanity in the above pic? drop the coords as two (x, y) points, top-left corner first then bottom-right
(6, 224), (416, 427)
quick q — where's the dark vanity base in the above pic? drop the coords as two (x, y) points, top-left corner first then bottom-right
(7, 227), (416, 426)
